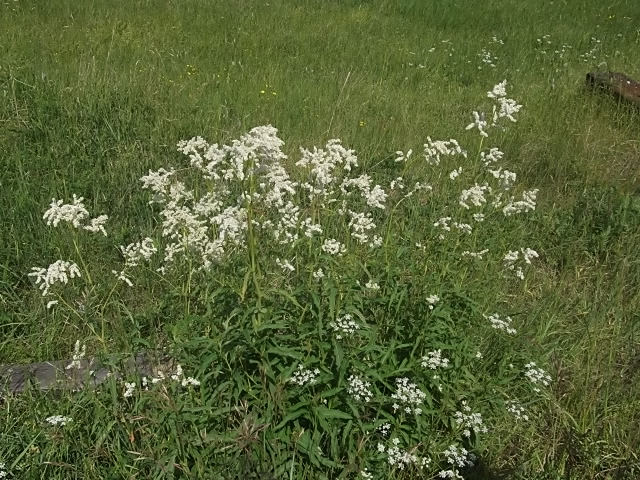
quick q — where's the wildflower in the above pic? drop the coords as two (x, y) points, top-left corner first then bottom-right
(45, 415), (72, 426)
(379, 438), (431, 470)
(46, 300), (58, 310)
(365, 280), (380, 290)
(0, 462), (6, 479)
(29, 260), (81, 296)
(359, 468), (373, 480)
(454, 401), (488, 437)
(465, 111), (489, 137)
(505, 399), (529, 421)
(485, 313), (517, 334)
(441, 445), (476, 476)
(329, 314), (360, 340)
(488, 167), (517, 190)
(123, 382), (136, 398)
(120, 238), (157, 268)
(481, 147), (504, 167)
(461, 249), (489, 260)
(423, 137), (467, 166)
(65, 340), (86, 370)
(289, 364), (320, 386)
(427, 295), (440, 308)
(275, 257), (295, 273)
(449, 167), (463, 180)
(43, 195), (89, 228)
(312, 268), (325, 280)
(503, 248), (538, 280)
(421, 349), (450, 369)
(321, 238), (346, 256)
(391, 377), (426, 415)
(394, 149), (412, 163)
(459, 183), (491, 209)
(347, 211), (378, 246)
(377, 423), (391, 436)
(524, 362), (552, 392)
(347, 374), (373, 402)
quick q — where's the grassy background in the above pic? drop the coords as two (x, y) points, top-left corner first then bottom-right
(1, 0), (639, 478)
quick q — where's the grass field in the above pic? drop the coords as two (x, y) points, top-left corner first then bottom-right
(1, 0), (640, 478)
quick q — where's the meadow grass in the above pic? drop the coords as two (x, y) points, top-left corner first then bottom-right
(1, 0), (640, 478)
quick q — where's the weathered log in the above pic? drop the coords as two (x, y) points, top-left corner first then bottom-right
(0, 350), (175, 396)
(586, 71), (640, 109)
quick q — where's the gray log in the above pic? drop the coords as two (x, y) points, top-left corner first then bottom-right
(0, 351), (175, 395)
(586, 71), (640, 109)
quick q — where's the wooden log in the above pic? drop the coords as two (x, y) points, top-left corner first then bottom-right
(586, 71), (640, 109)
(0, 350), (175, 396)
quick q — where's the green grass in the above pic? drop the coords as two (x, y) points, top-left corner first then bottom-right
(1, 0), (640, 478)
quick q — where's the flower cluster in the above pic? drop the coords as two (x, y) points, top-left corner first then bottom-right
(347, 374), (373, 403)
(43, 194), (108, 236)
(29, 260), (81, 297)
(454, 401), (488, 437)
(377, 438), (431, 470)
(391, 377), (427, 415)
(288, 364), (320, 387)
(65, 340), (86, 370)
(45, 415), (72, 426)
(329, 313), (361, 340)
(503, 248), (539, 280)
(505, 399), (529, 421)
(421, 349), (450, 369)
(524, 362), (552, 392)
(485, 313), (517, 335)
(141, 363), (200, 390)
(439, 445), (477, 479)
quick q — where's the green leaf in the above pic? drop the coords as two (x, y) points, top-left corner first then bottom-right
(315, 405), (352, 420)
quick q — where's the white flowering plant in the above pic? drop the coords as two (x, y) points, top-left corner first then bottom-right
(23, 82), (552, 479)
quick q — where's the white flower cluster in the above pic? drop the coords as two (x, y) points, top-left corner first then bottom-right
(364, 280), (380, 290)
(120, 238), (157, 269)
(275, 257), (295, 273)
(112, 237), (158, 287)
(454, 401), (488, 437)
(524, 362), (552, 392)
(123, 381), (136, 398)
(296, 139), (358, 199)
(321, 238), (346, 256)
(426, 294), (440, 309)
(0, 462), (6, 479)
(505, 399), (529, 421)
(459, 183), (491, 209)
(288, 364), (320, 387)
(423, 137), (467, 166)
(502, 189), (539, 216)
(359, 468), (373, 480)
(439, 445), (477, 479)
(485, 313), (517, 335)
(347, 374), (373, 403)
(43, 195), (108, 236)
(141, 363), (200, 389)
(461, 249), (489, 260)
(377, 422), (391, 436)
(421, 349), (450, 369)
(65, 340), (86, 370)
(377, 437), (431, 470)
(29, 260), (81, 297)
(391, 377), (426, 415)
(329, 313), (360, 340)
(45, 415), (72, 426)
(503, 248), (538, 280)
(466, 80), (522, 137)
